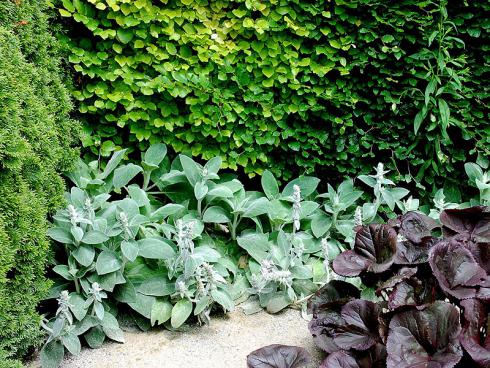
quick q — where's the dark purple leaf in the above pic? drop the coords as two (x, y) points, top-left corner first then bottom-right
(387, 282), (416, 310)
(319, 344), (387, 368)
(247, 344), (311, 368)
(386, 301), (462, 368)
(460, 298), (490, 367)
(333, 225), (397, 276)
(334, 300), (381, 351)
(440, 206), (490, 242)
(354, 225), (397, 273)
(390, 212), (439, 244)
(309, 309), (345, 353)
(307, 281), (360, 316)
(378, 267), (417, 290)
(332, 250), (371, 277)
(320, 350), (359, 368)
(429, 240), (487, 299)
(393, 238), (435, 265)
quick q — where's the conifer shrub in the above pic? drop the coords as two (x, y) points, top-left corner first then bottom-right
(0, 0), (78, 360)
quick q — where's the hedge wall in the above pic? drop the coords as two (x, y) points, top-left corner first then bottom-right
(0, 1), (78, 360)
(59, 0), (488, 192)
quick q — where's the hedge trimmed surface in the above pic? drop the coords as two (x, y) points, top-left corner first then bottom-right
(0, 0), (78, 360)
(59, 0), (488, 192)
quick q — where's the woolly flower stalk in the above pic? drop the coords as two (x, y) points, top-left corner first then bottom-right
(375, 162), (387, 182)
(118, 211), (132, 238)
(56, 290), (73, 324)
(176, 280), (191, 299)
(176, 219), (195, 254)
(67, 204), (83, 225)
(291, 238), (305, 260)
(88, 282), (106, 302)
(354, 206), (363, 227)
(195, 262), (226, 297)
(292, 184), (302, 231)
(259, 259), (292, 288)
(374, 162), (389, 195)
(321, 237), (331, 282)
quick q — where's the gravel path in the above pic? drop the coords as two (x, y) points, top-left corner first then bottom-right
(31, 308), (323, 368)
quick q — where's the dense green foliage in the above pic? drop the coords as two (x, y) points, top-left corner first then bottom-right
(58, 0), (488, 192)
(42, 143), (488, 366)
(0, 0), (79, 361)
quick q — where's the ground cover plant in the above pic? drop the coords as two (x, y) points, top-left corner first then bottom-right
(40, 143), (489, 367)
(0, 0), (79, 363)
(57, 0), (489, 192)
(247, 205), (490, 367)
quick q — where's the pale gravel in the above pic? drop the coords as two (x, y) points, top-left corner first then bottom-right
(30, 308), (324, 368)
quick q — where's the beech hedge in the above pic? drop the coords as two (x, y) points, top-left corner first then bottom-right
(58, 0), (488, 192)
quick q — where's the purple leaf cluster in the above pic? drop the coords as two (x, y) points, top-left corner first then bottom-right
(247, 207), (490, 368)
(311, 206), (490, 367)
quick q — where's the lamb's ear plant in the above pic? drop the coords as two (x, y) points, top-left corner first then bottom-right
(237, 180), (326, 314)
(43, 145), (238, 367)
(357, 163), (411, 222)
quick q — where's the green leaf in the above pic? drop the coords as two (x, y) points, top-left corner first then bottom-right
(117, 28), (134, 44)
(137, 276), (175, 296)
(61, 333), (81, 356)
(150, 300), (172, 326)
(311, 213), (333, 237)
(465, 163), (483, 183)
(203, 206), (231, 223)
(71, 226), (84, 243)
(242, 197), (270, 217)
(261, 170), (279, 199)
(121, 240), (139, 262)
(211, 289), (234, 312)
(101, 312), (125, 343)
(144, 143), (167, 167)
(82, 230), (109, 245)
(96, 251), (122, 275)
(207, 185), (234, 198)
(180, 155), (202, 186)
(171, 299), (193, 328)
(113, 164), (143, 188)
(438, 99), (450, 130)
(59, 8), (73, 17)
(40, 340), (64, 368)
(194, 181), (208, 200)
(266, 293), (291, 313)
(381, 34), (395, 43)
(127, 185), (150, 207)
(282, 177), (320, 197)
(425, 79), (437, 106)
(48, 227), (73, 244)
(204, 156), (222, 175)
(237, 233), (270, 262)
(138, 238), (175, 259)
(73, 244), (95, 266)
(69, 293), (88, 321)
(85, 326), (106, 348)
(62, 0), (75, 12)
(150, 204), (185, 221)
(53, 265), (74, 280)
(99, 149), (127, 179)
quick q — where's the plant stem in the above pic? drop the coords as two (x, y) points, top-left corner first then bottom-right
(231, 213), (239, 240)
(74, 277), (80, 294)
(198, 199), (202, 218)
